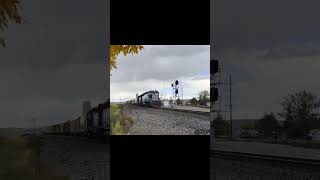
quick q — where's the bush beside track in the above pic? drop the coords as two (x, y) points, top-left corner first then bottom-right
(111, 104), (134, 135)
(0, 135), (69, 180)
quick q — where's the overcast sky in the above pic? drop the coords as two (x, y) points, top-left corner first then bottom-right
(0, 0), (108, 128)
(110, 45), (210, 102)
(212, 0), (320, 119)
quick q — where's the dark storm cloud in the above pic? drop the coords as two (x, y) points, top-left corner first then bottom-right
(259, 42), (320, 60)
(212, 0), (320, 119)
(1, 0), (107, 68)
(0, 0), (108, 127)
(213, 0), (320, 56)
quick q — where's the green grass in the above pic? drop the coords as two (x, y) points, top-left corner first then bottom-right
(111, 104), (134, 135)
(0, 136), (69, 180)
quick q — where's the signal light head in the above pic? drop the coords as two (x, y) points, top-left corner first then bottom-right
(211, 87), (218, 102)
(211, 59), (219, 75)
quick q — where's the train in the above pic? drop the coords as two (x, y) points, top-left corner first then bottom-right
(45, 100), (110, 137)
(127, 90), (162, 107)
(86, 102), (109, 137)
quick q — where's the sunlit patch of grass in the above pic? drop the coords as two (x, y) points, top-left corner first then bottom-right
(0, 136), (69, 180)
(111, 104), (134, 135)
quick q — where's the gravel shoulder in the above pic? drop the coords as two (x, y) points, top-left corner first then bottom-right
(211, 156), (320, 180)
(39, 135), (110, 180)
(212, 140), (320, 160)
(124, 105), (210, 135)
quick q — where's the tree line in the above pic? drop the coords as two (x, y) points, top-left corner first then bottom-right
(177, 90), (210, 106)
(214, 90), (320, 139)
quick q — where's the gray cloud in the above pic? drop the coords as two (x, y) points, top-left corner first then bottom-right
(0, 0), (108, 127)
(213, 0), (320, 56)
(110, 45), (210, 102)
(212, 0), (320, 119)
(112, 45), (209, 83)
(258, 42), (320, 60)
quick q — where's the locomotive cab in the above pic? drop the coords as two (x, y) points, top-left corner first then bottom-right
(136, 90), (161, 107)
(85, 102), (109, 137)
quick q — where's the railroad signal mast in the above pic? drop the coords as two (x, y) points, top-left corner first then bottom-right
(211, 59), (233, 138)
(211, 59), (220, 112)
(211, 59), (221, 140)
(169, 80), (179, 108)
(171, 80), (179, 100)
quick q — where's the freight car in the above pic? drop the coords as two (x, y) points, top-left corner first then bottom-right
(69, 117), (81, 135)
(45, 100), (109, 137)
(63, 121), (70, 134)
(46, 124), (60, 134)
(50, 123), (63, 134)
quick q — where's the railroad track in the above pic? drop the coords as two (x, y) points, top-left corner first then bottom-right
(211, 150), (320, 168)
(128, 104), (210, 116)
(158, 107), (210, 115)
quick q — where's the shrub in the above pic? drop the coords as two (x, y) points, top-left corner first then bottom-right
(111, 104), (134, 135)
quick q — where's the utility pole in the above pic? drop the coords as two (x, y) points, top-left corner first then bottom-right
(229, 75), (233, 138)
(32, 118), (36, 134)
(164, 83), (166, 99)
(31, 112), (40, 177)
(181, 84), (183, 104)
(31, 112), (36, 135)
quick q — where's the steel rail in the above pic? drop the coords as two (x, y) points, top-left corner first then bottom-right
(211, 149), (320, 167)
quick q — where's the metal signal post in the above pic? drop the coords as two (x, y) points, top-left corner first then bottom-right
(170, 80), (179, 108)
(230, 74), (232, 138)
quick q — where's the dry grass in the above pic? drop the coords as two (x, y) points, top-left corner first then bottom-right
(0, 136), (69, 180)
(111, 104), (134, 135)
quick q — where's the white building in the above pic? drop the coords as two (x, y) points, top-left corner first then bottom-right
(162, 99), (170, 107)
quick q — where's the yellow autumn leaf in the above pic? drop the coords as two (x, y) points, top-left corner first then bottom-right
(0, 0), (23, 47)
(109, 45), (144, 73)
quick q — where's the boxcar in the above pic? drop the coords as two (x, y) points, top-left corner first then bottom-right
(63, 121), (70, 134)
(70, 117), (81, 135)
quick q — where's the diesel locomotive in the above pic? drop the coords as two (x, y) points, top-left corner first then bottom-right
(127, 90), (162, 107)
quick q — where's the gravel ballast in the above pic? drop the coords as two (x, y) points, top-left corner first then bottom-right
(124, 105), (210, 135)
